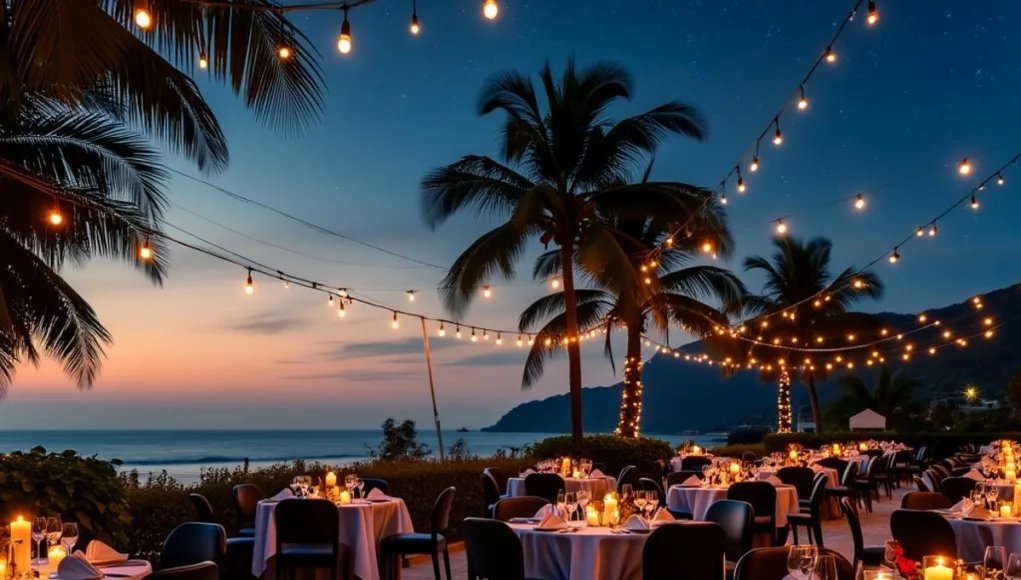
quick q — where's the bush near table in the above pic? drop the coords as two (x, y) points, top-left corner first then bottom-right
(528, 434), (674, 477)
(763, 431), (1021, 458)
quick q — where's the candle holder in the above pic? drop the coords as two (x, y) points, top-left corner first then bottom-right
(921, 555), (953, 580)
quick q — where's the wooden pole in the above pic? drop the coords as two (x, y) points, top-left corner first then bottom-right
(420, 317), (445, 461)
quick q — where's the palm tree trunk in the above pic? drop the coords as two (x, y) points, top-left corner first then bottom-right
(807, 372), (824, 436)
(560, 242), (584, 443)
(615, 324), (644, 438)
(777, 368), (792, 434)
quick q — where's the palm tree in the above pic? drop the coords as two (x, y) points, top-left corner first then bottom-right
(420, 58), (708, 441)
(825, 366), (922, 430)
(738, 237), (884, 435)
(517, 186), (744, 438)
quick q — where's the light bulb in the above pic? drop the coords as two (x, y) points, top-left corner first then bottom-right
(483, 330), (490, 341)
(283, 280), (290, 288)
(139, 241), (153, 260)
(550, 277), (560, 289)
(720, 193), (728, 205)
(278, 46), (291, 60)
(888, 248), (899, 264)
(438, 323), (445, 336)
(736, 176), (746, 193)
(852, 278), (865, 289)
(199, 51), (208, 69)
(391, 312), (399, 329)
(482, 285), (492, 298)
(929, 224), (937, 236)
(750, 156), (760, 172)
(984, 317), (993, 326)
(471, 328), (478, 342)
(338, 303), (346, 317)
(701, 241), (713, 254)
(338, 17), (352, 54)
(133, 0), (152, 29)
(998, 173), (1005, 185)
(406, 290), (416, 301)
(528, 337), (534, 346)
(516, 336), (523, 347)
(245, 270), (254, 294)
(456, 325), (462, 339)
(824, 46), (836, 63)
(970, 194), (979, 210)
(328, 294), (335, 307)
(866, 0), (878, 25)
(410, 13), (420, 34)
(775, 219), (787, 235)
(916, 227), (924, 237)
(797, 86), (808, 110)
(48, 209), (63, 225)
(496, 333), (502, 345)
(958, 158), (971, 175)
(854, 194), (866, 210)
(773, 126), (783, 146)
(483, 0), (498, 20)
(918, 313), (927, 323)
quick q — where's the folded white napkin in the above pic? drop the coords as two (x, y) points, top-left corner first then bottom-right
(652, 508), (675, 522)
(521, 468), (537, 476)
(765, 475), (783, 486)
(84, 540), (128, 565)
(967, 504), (991, 520)
(964, 469), (986, 482)
(272, 488), (295, 501)
(366, 487), (388, 500)
(949, 498), (973, 513)
(625, 515), (650, 531)
(58, 554), (103, 580)
(534, 504), (554, 519)
(589, 469), (605, 479)
(537, 512), (568, 530)
(680, 476), (702, 487)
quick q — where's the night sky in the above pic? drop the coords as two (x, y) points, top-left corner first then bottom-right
(3, 0), (1020, 429)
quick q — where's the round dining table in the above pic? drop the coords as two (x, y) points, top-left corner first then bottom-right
(253, 496), (414, 580)
(946, 516), (1021, 562)
(666, 484), (800, 526)
(509, 522), (655, 580)
(507, 476), (617, 499)
(42, 560), (152, 580)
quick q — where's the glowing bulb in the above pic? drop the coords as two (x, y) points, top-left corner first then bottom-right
(391, 312), (399, 329)
(985, 329), (994, 338)
(550, 277), (560, 289)
(483, 330), (490, 341)
(338, 17), (352, 54)
(410, 13), (420, 34)
(516, 336), (523, 347)
(775, 220), (787, 235)
(888, 248), (900, 264)
(854, 193), (866, 210)
(958, 158), (971, 175)
(737, 176), (746, 193)
(456, 326), (462, 339)
(797, 86), (808, 110)
(496, 333), (502, 345)
(852, 278), (865, 289)
(970, 194), (979, 210)
(984, 317), (994, 326)
(929, 224), (938, 237)
(278, 46), (291, 60)
(847, 334), (856, 342)
(198, 51), (208, 69)
(528, 337), (534, 346)
(701, 241), (713, 254)
(916, 227), (924, 237)
(866, 0), (878, 25)
(471, 329), (478, 342)
(139, 241), (153, 260)
(997, 173), (1005, 186)
(750, 156), (760, 172)
(133, 0), (152, 29)
(720, 193), (728, 205)
(824, 46), (836, 63)
(918, 313), (927, 323)
(483, 0), (498, 20)
(482, 285), (492, 298)
(929, 347), (936, 355)
(245, 271), (254, 295)
(437, 323), (445, 336)
(328, 294), (335, 307)
(773, 126), (783, 145)
(283, 280), (290, 288)
(338, 303), (346, 318)
(406, 290), (416, 301)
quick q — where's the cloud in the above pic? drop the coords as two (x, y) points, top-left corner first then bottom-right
(320, 337), (461, 359)
(231, 314), (309, 334)
(274, 359), (305, 365)
(283, 369), (419, 382)
(444, 351), (529, 367)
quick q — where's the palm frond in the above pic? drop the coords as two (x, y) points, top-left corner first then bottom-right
(518, 289), (612, 333)
(420, 155), (533, 229)
(531, 248), (562, 280)
(437, 221), (535, 318)
(520, 299), (611, 388)
(658, 265), (746, 308)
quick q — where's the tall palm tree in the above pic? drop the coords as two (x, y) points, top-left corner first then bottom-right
(517, 185), (744, 438)
(420, 58), (708, 442)
(825, 366), (922, 430)
(738, 237), (884, 435)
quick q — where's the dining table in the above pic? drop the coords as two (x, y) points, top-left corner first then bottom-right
(253, 496), (414, 580)
(507, 476), (617, 499)
(666, 483), (800, 527)
(40, 559), (152, 580)
(945, 515), (1021, 562)
(509, 522), (654, 580)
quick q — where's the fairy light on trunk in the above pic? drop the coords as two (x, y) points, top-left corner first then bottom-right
(777, 368), (792, 433)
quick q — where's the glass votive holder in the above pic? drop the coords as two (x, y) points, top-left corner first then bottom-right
(921, 555), (954, 580)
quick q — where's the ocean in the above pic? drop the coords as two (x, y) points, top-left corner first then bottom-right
(0, 430), (725, 484)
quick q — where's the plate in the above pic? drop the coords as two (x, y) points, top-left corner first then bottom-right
(533, 526), (568, 532)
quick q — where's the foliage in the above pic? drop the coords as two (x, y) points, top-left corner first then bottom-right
(824, 366), (924, 431)
(0, 447), (131, 548)
(710, 443), (766, 459)
(447, 438), (476, 460)
(528, 434), (673, 476)
(366, 418), (430, 461)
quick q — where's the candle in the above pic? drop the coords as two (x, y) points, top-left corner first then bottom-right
(0, 557), (7, 579)
(10, 516), (31, 571)
(47, 546), (66, 570)
(602, 494), (618, 526)
(922, 557), (953, 580)
(1001, 504), (1012, 519)
(691, 445), (701, 455)
(788, 449), (799, 461)
(859, 442), (869, 451)
(832, 443), (841, 455)
(339, 490), (351, 505)
(561, 457), (571, 476)
(325, 471), (337, 488)
(1007, 469), (1017, 482)
(729, 462), (740, 475)
(572, 468), (580, 479)
(585, 505), (600, 526)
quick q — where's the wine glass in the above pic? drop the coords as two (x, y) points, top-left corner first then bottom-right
(345, 474), (356, 497)
(60, 523), (79, 555)
(814, 554), (838, 580)
(45, 517), (62, 548)
(645, 490), (658, 520)
(1006, 554), (1021, 580)
(633, 490), (647, 519)
(621, 484), (633, 502)
(31, 517), (46, 565)
(355, 476), (365, 500)
(564, 492), (578, 526)
(577, 490), (590, 518)
(787, 545), (818, 580)
(988, 486), (1001, 510)
(986, 546), (1007, 578)
(555, 490), (566, 519)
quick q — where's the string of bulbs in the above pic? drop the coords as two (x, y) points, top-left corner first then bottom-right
(131, 0), (501, 62)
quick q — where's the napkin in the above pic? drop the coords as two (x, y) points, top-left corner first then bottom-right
(624, 515), (650, 531)
(84, 540), (128, 566)
(965, 505), (991, 520)
(366, 487), (389, 500)
(537, 512), (568, 530)
(949, 498), (973, 515)
(963, 469), (986, 482)
(680, 476), (702, 487)
(521, 468), (537, 476)
(589, 469), (605, 479)
(58, 554), (103, 580)
(272, 488), (295, 501)
(534, 504), (554, 519)
(652, 508), (675, 522)
(765, 475), (783, 486)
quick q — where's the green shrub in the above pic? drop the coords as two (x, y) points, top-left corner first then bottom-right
(726, 428), (768, 445)
(528, 435), (673, 476)
(0, 448), (131, 548)
(764, 431), (1018, 459)
(710, 443), (766, 459)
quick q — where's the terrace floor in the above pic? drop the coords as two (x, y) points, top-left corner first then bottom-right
(403, 486), (908, 578)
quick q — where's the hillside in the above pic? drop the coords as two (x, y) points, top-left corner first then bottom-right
(482, 284), (1021, 433)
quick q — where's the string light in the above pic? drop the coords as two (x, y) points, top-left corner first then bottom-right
(278, 46), (292, 60)
(550, 277), (561, 290)
(958, 158), (972, 176)
(516, 335), (523, 347)
(701, 241), (713, 254)
(970, 194), (979, 210)
(338, 302), (346, 317)
(283, 279), (290, 288)
(199, 51), (209, 69)
(775, 219), (788, 235)
(824, 46), (836, 63)
(866, 0), (878, 25)
(482, 285), (492, 298)
(245, 269), (254, 294)
(391, 311), (399, 329)
(852, 278), (865, 289)
(437, 322), (445, 336)
(998, 173), (1005, 186)
(133, 0), (152, 29)
(496, 333), (502, 345)
(772, 117), (783, 145)
(455, 325), (462, 339)
(338, 8), (353, 54)
(736, 170), (746, 193)
(797, 86), (808, 110)
(139, 238), (153, 260)
(410, 0), (420, 34)
(929, 224), (938, 237)
(483, 0), (499, 20)
(48, 202), (63, 226)
(328, 294), (335, 307)
(916, 226), (924, 237)
(888, 248), (900, 264)
(750, 155), (760, 172)
(471, 328), (478, 342)
(777, 369), (792, 434)
(406, 290), (417, 301)
(483, 329), (490, 340)
(720, 192), (728, 205)
(854, 193), (866, 211)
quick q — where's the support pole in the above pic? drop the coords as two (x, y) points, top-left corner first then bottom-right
(420, 317), (445, 461)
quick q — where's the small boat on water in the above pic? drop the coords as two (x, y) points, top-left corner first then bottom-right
(456, 427), (470, 432)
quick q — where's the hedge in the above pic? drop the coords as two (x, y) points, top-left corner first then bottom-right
(528, 434), (674, 476)
(763, 432), (1017, 459)
(710, 443), (766, 459)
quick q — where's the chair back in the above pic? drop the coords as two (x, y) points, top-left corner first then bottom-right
(840, 461), (859, 486)
(431, 487), (457, 538)
(726, 481), (777, 529)
(481, 473), (501, 514)
(492, 497), (549, 522)
(814, 457), (847, 473)
(147, 562), (219, 580)
(807, 471), (829, 511)
(362, 478), (391, 496)
(232, 484), (265, 530)
(680, 455), (713, 471)
(592, 463), (608, 474)
(160, 523), (226, 570)
(188, 494), (216, 523)
(913, 475), (930, 492)
(617, 465), (640, 490)
(890, 509), (957, 561)
(643, 522), (725, 580)
(462, 518), (525, 580)
(776, 466), (815, 500)
(863, 449), (884, 458)
(901, 491), (953, 510)
(931, 464), (951, 479)
(704, 500), (753, 563)
(484, 467), (507, 495)
(734, 547), (854, 580)
(667, 471), (704, 488)
(938, 476), (976, 503)
(838, 497), (866, 568)
(523, 473), (564, 504)
(274, 498), (340, 547)
(922, 470), (940, 492)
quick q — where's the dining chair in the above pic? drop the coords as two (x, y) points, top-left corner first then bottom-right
(643, 522), (725, 580)
(922, 470), (941, 493)
(838, 498), (885, 568)
(900, 491), (953, 510)
(937, 476), (976, 503)
(852, 457), (878, 513)
(913, 475), (931, 492)
(617, 465), (640, 490)
(274, 498), (348, 580)
(813, 457), (848, 475)
(591, 463), (608, 475)
(492, 496), (549, 522)
(188, 494), (216, 523)
(481, 473), (502, 517)
(231, 484), (265, 537)
(726, 481), (778, 545)
(361, 478), (391, 496)
(704, 500), (753, 575)
(146, 562), (219, 580)
(776, 466), (815, 504)
(890, 509), (957, 562)
(680, 455), (713, 472)
(381, 486), (456, 580)
(462, 518), (525, 580)
(523, 473), (564, 504)
(788, 473), (828, 547)
(483, 467), (508, 496)
(734, 547), (854, 580)
(185, 494), (255, 579)
(160, 522), (226, 570)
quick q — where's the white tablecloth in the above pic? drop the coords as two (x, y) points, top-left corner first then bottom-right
(947, 518), (1021, 562)
(666, 484), (800, 526)
(758, 467), (839, 488)
(253, 498), (414, 580)
(510, 523), (650, 580)
(507, 477), (617, 499)
(41, 560), (151, 580)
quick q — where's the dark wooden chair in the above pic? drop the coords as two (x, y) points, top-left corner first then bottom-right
(667, 470), (705, 487)
(381, 487), (456, 580)
(643, 522), (725, 580)
(617, 465), (640, 490)
(481, 473), (501, 517)
(492, 496), (549, 522)
(523, 473), (564, 504)
(900, 491), (953, 510)
(483, 467), (508, 496)
(734, 547), (854, 580)
(705, 500), (753, 576)
(274, 499), (348, 580)
(188, 494), (216, 523)
(160, 523), (226, 570)
(776, 466), (815, 505)
(938, 476), (976, 503)
(680, 455), (713, 472)
(727, 481), (778, 545)
(839, 498), (885, 568)
(361, 478), (391, 497)
(788, 473), (828, 547)
(890, 509), (957, 562)
(146, 563), (219, 580)
(462, 518), (525, 580)
(231, 484), (265, 537)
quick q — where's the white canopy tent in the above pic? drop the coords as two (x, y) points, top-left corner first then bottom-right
(849, 409), (886, 430)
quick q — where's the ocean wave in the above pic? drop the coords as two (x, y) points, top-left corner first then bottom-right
(118, 453), (366, 467)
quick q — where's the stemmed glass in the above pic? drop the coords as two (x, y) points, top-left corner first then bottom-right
(60, 523), (79, 556)
(988, 486), (1001, 511)
(31, 517), (46, 565)
(633, 490), (647, 521)
(564, 492), (578, 527)
(555, 490), (566, 519)
(620, 484), (633, 503)
(45, 518), (62, 551)
(787, 545), (818, 580)
(1006, 554), (1021, 580)
(644, 490), (658, 520)
(986, 546), (1007, 578)
(882, 540), (898, 568)
(577, 490), (590, 522)
(345, 474), (356, 498)
(355, 476), (365, 500)
(814, 554), (838, 580)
